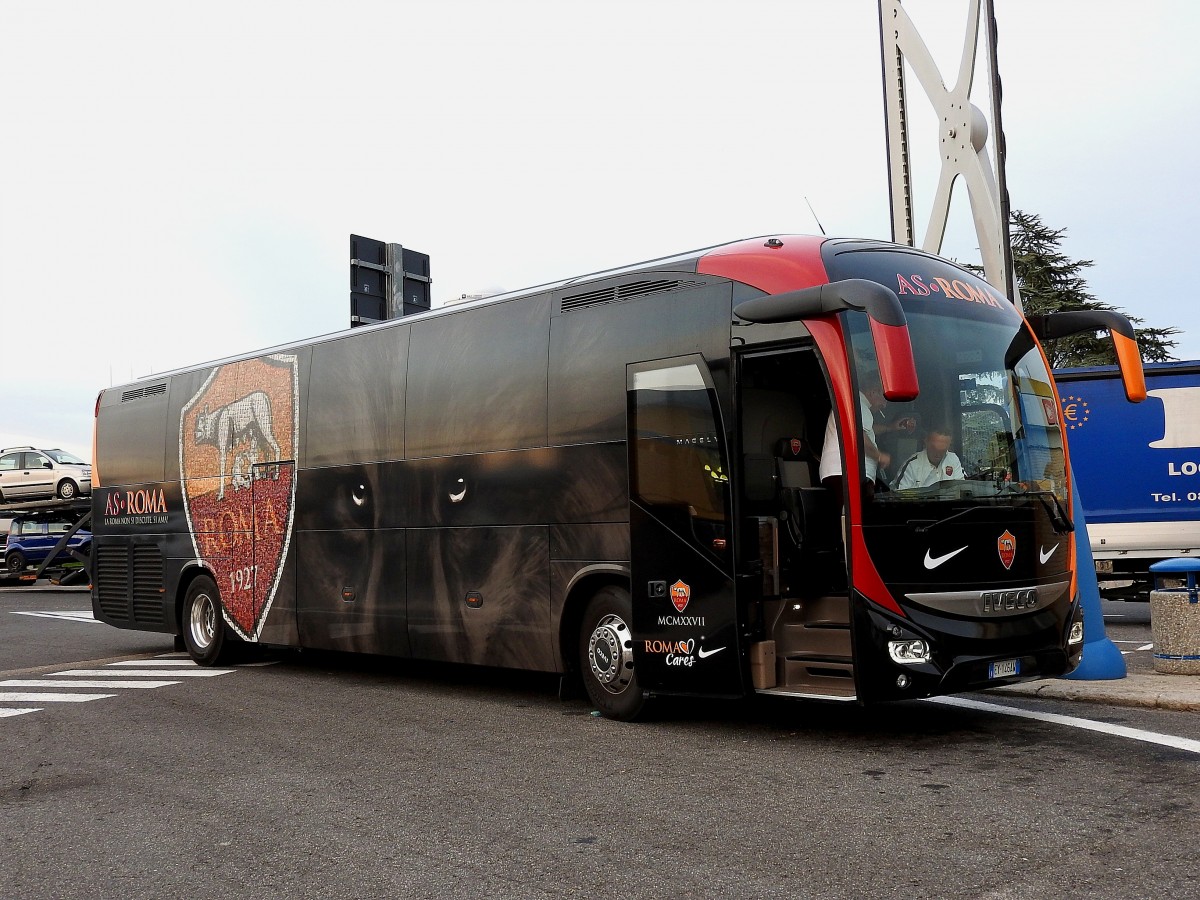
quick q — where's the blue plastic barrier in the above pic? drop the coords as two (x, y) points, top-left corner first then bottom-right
(1062, 473), (1127, 680)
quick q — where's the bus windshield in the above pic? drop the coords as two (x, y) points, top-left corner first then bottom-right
(846, 307), (1068, 509)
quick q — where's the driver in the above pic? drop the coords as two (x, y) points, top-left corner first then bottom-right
(893, 425), (965, 489)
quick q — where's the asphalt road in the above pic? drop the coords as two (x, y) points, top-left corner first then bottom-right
(1, 587), (1196, 900)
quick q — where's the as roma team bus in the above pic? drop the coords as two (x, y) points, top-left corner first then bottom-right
(90, 235), (1146, 719)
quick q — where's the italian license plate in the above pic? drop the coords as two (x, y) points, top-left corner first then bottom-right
(989, 658), (1020, 679)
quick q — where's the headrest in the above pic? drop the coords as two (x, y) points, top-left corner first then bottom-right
(775, 437), (806, 460)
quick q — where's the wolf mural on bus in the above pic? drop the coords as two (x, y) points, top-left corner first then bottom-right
(179, 354), (298, 641)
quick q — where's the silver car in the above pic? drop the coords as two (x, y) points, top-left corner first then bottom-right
(0, 447), (92, 501)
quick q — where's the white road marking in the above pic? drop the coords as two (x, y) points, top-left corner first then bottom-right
(0, 680), (180, 689)
(11, 610), (99, 624)
(1138, 643), (1154, 651)
(51, 668), (234, 677)
(0, 692), (115, 703)
(130, 655), (279, 668)
(929, 696), (1200, 755)
(0, 708), (40, 718)
(109, 660), (200, 667)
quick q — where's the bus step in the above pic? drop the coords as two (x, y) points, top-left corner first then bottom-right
(776, 623), (851, 659)
(778, 657), (855, 696)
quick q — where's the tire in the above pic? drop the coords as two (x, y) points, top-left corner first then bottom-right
(6, 551), (27, 574)
(57, 479), (78, 500)
(181, 575), (237, 666)
(578, 585), (646, 721)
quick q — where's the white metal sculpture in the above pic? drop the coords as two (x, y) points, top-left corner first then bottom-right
(878, 0), (1017, 307)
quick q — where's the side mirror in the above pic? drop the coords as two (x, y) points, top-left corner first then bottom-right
(43, 461), (53, 469)
(1027, 310), (1146, 402)
(735, 279), (920, 401)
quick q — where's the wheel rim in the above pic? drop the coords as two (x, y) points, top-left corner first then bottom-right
(587, 612), (635, 696)
(7, 554), (23, 573)
(189, 591), (217, 651)
(59, 481), (75, 499)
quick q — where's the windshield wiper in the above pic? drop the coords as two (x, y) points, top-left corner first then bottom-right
(1027, 489), (1074, 534)
(913, 506), (980, 534)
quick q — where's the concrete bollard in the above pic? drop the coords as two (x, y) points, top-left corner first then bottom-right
(1148, 558), (1200, 675)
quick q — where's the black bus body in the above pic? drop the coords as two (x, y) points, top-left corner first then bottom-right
(92, 235), (1100, 718)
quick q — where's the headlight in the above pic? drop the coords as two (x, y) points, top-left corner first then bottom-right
(1068, 621), (1084, 645)
(888, 639), (931, 665)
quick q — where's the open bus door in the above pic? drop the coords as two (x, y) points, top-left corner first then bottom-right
(626, 357), (743, 699)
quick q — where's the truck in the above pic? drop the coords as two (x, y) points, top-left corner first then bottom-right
(1054, 360), (1200, 600)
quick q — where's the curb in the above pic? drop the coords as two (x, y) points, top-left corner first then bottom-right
(988, 672), (1200, 712)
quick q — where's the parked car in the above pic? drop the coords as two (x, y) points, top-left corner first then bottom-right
(4, 514), (92, 574)
(0, 446), (92, 501)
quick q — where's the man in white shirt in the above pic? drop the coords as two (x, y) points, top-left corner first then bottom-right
(894, 425), (965, 489)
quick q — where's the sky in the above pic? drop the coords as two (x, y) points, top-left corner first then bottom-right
(2, 0), (1198, 461)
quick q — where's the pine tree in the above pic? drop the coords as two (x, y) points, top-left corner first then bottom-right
(1008, 210), (1178, 368)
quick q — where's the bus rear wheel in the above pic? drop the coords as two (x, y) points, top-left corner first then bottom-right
(182, 575), (237, 666)
(578, 585), (645, 721)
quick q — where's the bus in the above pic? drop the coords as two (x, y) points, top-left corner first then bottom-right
(90, 234), (1146, 719)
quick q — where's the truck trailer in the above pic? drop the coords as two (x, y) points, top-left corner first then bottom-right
(1055, 360), (1200, 600)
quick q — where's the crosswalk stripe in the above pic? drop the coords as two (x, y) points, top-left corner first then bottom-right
(10, 611), (99, 623)
(0, 693), (115, 703)
(155, 652), (190, 659)
(0, 680), (180, 689)
(51, 668), (234, 678)
(0, 708), (41, 718)
(108, 660), (200, 667)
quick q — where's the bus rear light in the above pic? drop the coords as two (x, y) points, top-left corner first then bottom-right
(888, 639), (931, 665)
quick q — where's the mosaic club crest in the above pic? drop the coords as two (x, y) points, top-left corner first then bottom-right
(179, 354), (298, 640)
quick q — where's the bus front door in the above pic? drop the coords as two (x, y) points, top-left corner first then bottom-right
(627, 358), (742, 698)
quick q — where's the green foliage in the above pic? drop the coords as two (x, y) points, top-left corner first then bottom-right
(1007, 210), (1178, 368)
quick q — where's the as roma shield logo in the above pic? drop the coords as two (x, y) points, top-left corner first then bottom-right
(179, 354), (298, 640)
(670, 579), (691, 613)
(997, 530), (1016, 570)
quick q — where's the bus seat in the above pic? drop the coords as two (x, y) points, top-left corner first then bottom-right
(775, 437), (839, 563)
(741, 390), (807, 504)
(774, 437), (816, 489)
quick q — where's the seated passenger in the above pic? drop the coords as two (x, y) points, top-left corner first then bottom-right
(893, 425), (964, 489)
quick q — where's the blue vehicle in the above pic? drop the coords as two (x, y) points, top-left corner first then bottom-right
(1055, 360), (1200, 600)
(4, 514), (92, 575)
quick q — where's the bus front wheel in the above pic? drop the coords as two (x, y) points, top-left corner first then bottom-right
(578, 586), (645, 721)
(182, 575), (236, 666)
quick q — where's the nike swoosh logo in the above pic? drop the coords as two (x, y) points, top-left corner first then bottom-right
(924, 546), (968, 569)
(697, 646), (725, 659)
(1039, 544), (1058, 565)
(448, 488), (466, 503)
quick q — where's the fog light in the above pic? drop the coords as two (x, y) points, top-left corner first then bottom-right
(1068, 621), (1084, 645)
(896, 673), (911, 689)
(888, 639), (931, 665)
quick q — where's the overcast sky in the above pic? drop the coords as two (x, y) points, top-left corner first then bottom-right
(2, 0), (1197, 460)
